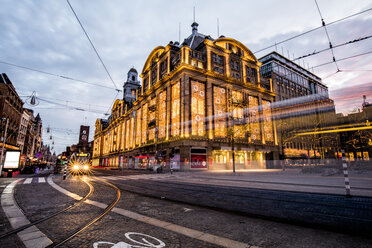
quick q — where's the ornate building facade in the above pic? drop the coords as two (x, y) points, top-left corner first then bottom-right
(93, 23), (278, 170)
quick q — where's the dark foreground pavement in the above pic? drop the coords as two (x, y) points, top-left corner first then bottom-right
(92, 169), (372, 236)
(1, 168), (372, 247)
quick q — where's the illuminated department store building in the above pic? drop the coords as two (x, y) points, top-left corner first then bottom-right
(93, 22), (279, 170)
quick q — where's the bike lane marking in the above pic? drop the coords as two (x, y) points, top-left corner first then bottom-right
(93, 232), (166, 247)
(47, 175), (255, 248)
(1, 179), (53, 248)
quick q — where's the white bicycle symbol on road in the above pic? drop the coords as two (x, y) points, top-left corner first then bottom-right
(93, 232), (166, 248)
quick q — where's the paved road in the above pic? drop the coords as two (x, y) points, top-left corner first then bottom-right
(91, 169), (372, 235)
(0, 168), (372, 247)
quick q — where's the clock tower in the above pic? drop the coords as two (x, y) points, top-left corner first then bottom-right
(78, 125), (90, 145)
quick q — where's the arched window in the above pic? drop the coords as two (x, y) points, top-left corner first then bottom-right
(132, 75), (135, 81)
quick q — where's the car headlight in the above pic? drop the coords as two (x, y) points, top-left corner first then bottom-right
(73, 165), (79, 170)
(83, 165), (88, 170)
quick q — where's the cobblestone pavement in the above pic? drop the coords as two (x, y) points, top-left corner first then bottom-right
(1, 170), (372, 248)
(93, 168), (372, 196)
(91, 169), (372, 235)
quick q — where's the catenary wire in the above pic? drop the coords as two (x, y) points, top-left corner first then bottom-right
(293, 34), (372, 61)
(253, 7), (372, 54)
(314, 0), (340, 71)
(37, 97), (109, 115)
(66, 0), (120, 92)
(0, 60), (119, 91)
(312, 51), (372, 69)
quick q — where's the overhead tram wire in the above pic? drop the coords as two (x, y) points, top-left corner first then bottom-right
(37, 97), (109, 115)
(25, 95), (110, 109)
(253, 7), (372, 54)
(341, 69), (372, 72)
(312, 51), (372, 69)
(314, 0), (339, 71)
(66, 0), (120, 92)
(19, 94), (108, 114)
(293, 34), (372, 61)
(0, 61), (119, 91)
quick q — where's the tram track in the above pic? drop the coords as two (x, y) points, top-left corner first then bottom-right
(0, 176), (121, 247)
(96, 175), (372, 236)
(0, 178), (94, 241)
(98, 177), (371, 207)
(46, 176), (121, 248)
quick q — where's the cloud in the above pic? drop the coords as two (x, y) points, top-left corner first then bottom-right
(329, 81), (372, 113)
(0, 0), (371, 153)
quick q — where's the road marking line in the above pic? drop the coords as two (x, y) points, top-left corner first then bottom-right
(38, 177), (46, 183)
(47, 175), (254, 248)
(1, 179), (52, 248)
(23, 178), (33, 184)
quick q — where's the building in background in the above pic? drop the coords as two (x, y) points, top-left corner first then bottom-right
(0, 73), (23, 150)
(23, 108), (36, 158)
(0, 73), (46, 170)
(93, 23), (279, 170)
(31, 113), (42, 159)
(17, 108), (31, 165)
(69, 125), (93, 155)
(17, 108), (30, 153)
(259, 51), (328, 101)
(41, 144), (56, 163)
(336, 97), (372, 161)
(259, 52), (339, 161)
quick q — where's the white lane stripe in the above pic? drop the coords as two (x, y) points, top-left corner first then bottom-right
(1, 180), (52, 247)
(46, 177), (81, 201)
(47, 175), (253, 248)
(38, 177), (46, 183)
(24, 178), (33, 184)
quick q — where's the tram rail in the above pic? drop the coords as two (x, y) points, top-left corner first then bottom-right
(46, 177), (121, 248)
(0, 176), (121, 248)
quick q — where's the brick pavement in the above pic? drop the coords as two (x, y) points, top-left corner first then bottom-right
(97, 173), (372, 236)
(2, 171), (372, 248)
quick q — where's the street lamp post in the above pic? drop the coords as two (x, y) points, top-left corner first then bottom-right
(0, 118), (9, 176)
(231, 115), (236, 174)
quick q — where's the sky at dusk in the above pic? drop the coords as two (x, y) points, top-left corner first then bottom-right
(0, 0), (371, 154)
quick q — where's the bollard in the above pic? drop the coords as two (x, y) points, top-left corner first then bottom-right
(63, 166), (67, 180)
(341, 149), (351, 198)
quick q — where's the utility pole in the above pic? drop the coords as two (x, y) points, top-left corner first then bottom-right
(0, 118), (9, 176)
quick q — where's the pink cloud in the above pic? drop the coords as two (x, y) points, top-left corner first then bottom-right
(330, 81), (372, 114)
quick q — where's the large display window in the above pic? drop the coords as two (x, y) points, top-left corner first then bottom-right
(191, 80), (206, 136)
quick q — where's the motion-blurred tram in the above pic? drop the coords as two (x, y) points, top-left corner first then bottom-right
(69, 152), (91, 175)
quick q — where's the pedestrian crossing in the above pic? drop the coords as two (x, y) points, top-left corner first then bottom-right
(93, 174), (177, 182)
(23, 177), (47, 184)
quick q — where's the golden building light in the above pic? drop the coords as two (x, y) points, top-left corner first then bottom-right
(92, 22), (278, 170)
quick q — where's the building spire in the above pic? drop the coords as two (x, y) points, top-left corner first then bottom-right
(191, 22), (198, 35)
(193, 6), (195, 22)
